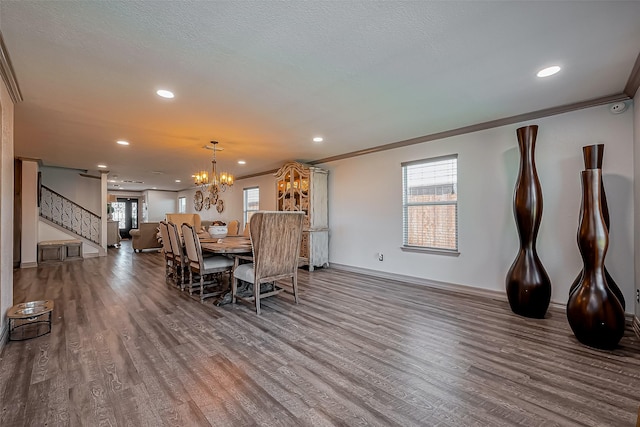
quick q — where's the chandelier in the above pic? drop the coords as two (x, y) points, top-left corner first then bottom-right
(194, 141), (234, 193)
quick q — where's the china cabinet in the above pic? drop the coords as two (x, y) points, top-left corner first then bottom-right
(275, 161), (329, 270)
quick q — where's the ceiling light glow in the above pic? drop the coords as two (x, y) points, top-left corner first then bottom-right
(313, 137), (324, 143)
(156, 89), (175, 99)
(97, 164), (107, 168)
(536, 66), (561, 78)
(175, 179), (181, 183)
(116, 140), (130, 145)
(238, 160), (246, 165)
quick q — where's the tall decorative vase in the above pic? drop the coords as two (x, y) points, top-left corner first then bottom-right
(567, 169), (625, 349)
(506, 125), (552, 318)
(569, 144), (625, 309)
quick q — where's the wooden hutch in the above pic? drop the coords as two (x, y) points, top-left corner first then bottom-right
(275, 161), (329, 271)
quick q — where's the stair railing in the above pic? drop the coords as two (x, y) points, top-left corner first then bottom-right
(39, 185), (101, 245)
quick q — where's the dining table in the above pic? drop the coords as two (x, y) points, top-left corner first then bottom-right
(198, 235), (255, 306)
(199, 235), (252, 254)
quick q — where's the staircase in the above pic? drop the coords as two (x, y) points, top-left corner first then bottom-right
(39, 185), (102, 248)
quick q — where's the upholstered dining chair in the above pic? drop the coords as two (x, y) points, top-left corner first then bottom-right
(182, 223), (234, 302)
(158, 221), (174, 279)
(167, 221), (187, 290)
(227, 219), (240, 236)
(232, 211), (304, 314)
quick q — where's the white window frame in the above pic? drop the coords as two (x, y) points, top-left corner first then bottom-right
(402, 154), (459, 254)
(178, 196), (186, 214)
(243, 187), (259, 227)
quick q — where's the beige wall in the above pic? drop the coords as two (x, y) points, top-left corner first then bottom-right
(0, 70), (14, 338)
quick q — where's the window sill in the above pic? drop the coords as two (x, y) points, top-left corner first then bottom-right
(401, 246), (460, 256)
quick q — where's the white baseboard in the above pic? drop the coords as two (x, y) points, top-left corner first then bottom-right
(330, 263), (563, 312)
(20, 261), (38, 269)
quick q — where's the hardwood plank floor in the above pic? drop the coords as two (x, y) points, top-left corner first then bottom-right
(2, 240), (640, 426)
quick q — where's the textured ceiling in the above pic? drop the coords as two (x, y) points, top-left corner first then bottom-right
(1, 1), (640, 191)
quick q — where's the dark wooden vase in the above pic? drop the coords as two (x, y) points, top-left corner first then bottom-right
(506, 125), (552, 318)
(567, 169), (625, 349)
(569, 144), (625, 309)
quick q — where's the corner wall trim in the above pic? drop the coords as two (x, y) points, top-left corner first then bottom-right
(0, 30), (23, 103)
(624, 51), (640, 98)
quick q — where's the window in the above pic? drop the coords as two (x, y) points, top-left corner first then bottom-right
(243, 187), (259, 227)
(402, 154), (458, 252)
(178, 197), (186, 213)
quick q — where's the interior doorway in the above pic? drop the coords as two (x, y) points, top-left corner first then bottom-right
(112, 198), (138, 238)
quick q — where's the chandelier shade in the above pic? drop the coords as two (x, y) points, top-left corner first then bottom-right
(194, 141), (234, 193)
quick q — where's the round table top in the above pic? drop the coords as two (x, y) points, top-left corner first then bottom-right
(7, 300), (54, 318)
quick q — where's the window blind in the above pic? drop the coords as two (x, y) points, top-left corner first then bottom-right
(402, 154), (458, 251)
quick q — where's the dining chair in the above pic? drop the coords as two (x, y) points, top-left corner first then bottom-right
(182, 223), (234, 302)
(227, 219), (240, 236)
(232, 211), (304, 314)
(167, 221), (187, 290)
(158, 221), (174, 279)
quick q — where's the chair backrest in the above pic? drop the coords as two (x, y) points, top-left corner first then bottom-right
(166, 213), (202, 236)
(242, 222), (250, 237)
(167, 222), (185, 264)
(158, 221), (173, 255)
(249, 211), (304, 282)
(227, 220), (240, 235)
(181, 223), (203, 270)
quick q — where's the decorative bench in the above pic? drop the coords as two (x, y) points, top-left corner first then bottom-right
(37, 239), (83, 263)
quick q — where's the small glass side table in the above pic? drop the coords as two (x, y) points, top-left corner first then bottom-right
(7, 300), (54, 341)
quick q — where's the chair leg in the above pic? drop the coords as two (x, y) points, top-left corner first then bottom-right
(255, 281), (261, 315)
(200, 274), (205, 303)
(231, 276), (237, 304)
(292, 275), (299, 304)
(188, 268), (193, 294)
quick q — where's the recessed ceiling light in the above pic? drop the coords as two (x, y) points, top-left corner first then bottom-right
(152, 187), (157, 190)
(97, 164), (107, 168)
(156, 89), (174, 99)
(313, 136), (324, 143)
(175, 179), (181, 183)
(116, 140), (129, 146)
(238, 160), (246, 165)
(536, 65), (561, 78)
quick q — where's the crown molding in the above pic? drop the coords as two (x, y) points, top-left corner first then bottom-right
(624, 50), (640, 98)
(308, 93), (629, 166)
(0, 30), (23, 103)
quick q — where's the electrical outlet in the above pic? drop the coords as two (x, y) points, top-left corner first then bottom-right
(378, 253), (384, 261)
(636, 289), (640, 303)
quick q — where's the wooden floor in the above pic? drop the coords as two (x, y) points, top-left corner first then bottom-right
(2, 241), (640, 427)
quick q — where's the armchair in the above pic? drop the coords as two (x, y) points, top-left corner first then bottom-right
(129, 222), (162, 252)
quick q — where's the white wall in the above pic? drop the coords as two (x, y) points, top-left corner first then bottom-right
(324, 104), (635, 311)
(144, 190), (177, 221)
(0, 72), (14, 337)
(41, 166), (101, 215)
(21, 160), (38, 267)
